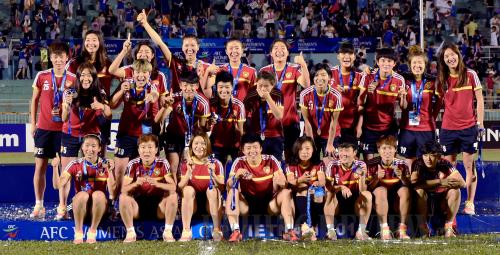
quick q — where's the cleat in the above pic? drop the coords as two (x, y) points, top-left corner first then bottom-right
(212, 229), (223, 241)
(444, 223), (456, 238)
(179, 229), (192, 242)
(283, 229), (299, 242)
(73, 231), (84, 244)
(381, 226), (393, 240)
(397, 225), (410, 240)
(462, 201), (475, 215)
(123, 230), (136, 243)
(300, 223), (316, 241)
(326, 228), (337, 240)
(54, 205), (69, 220)
(86, 230), (97, 244)
(228, 230), (242, 243)
(29, 205), (46, 219)
(355, 230), (372, 241)
(163, 230), (175, 242)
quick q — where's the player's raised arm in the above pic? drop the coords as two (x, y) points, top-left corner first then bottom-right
(108, 32), (132, 79)
(137, 9), (172, 63)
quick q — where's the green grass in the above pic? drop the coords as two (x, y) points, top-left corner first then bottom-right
(0, 234), (498, 255)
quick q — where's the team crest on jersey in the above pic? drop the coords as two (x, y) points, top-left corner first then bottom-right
(390, 84), (396, 92)
(43, 80), (50, 90)
(242, 72), (249, 78)
(263, 166), (271, 174)
(176, 105), (182, 113)
(425, 82), (432, 89)
(308, 101), (313, 109)
(76, 172), (83, 181)
(285, 72), (292, 78)
(154, 168), (160, 176)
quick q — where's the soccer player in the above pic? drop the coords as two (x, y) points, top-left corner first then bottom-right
(357, 48), (407, 160)
(110, 60), (159, 198)
(366, 135), (411, 240)
(119, 134), (177, 242)
(162, 70), (210, 179)
(30, 41), (77, 219)
(226, 134), (297, 242)
(137, 9), (209, 93)
(330, 42), (364, 143)
(285, 136), (325, 241)
(411, 141), (465, 238)
(324, 142), (372, 241)
(259, 39), (310, 161)
(55, 134), (115, 244)
(178, 131), (225, 241)
(300, 64), (343, 161)
(202, 38), (257, 101)
(398, 46), (442, 171)
(208, 71), (246, 166)
(244, 71), (284, 161)
(437, 42), (484, 215)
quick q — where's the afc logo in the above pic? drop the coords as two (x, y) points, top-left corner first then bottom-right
(3, 225), (19, 240)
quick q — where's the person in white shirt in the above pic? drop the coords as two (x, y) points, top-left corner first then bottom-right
(491, 26), (498, 46)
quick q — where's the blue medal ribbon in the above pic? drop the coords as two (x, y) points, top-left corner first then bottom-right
(230, 175), (239, 210)
(216, 98), (232, 123)
(182, 96), (198, 144)
(208, 154), (215, 190)
(52, 69), (67, 108)
(68, 106), (85, 137)
(82, 159), (99, 192)
(259, 101), (268, 138)
(411, 79), (426, 117)
(272, 63), (288, 90)
(477, 127), (485, 178)
(373, 70), (392, 90)
(313, 87), (329, 132)
(339, 70), (355, 91)
(140, 159), (157, 177)
(228, 63), (243, 96)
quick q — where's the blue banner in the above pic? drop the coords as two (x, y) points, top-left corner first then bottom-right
(0, 124), (25, 152)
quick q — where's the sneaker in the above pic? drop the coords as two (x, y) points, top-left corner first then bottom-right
(282, 229), (299, 242)
(463, 201), (475, 215)
(124, 230), (136, 243)
(228, 230), (242, 243)
(54, 205), (69, 220)
(355, 230), (372, 240)
(163, 230), (175, 242)
(300, 223), (316, 241)
(86, 230), (97, 244)
(381, 226), (392, 240)
(179, 229), (192, 242)
(29, 205), (45, 219)
(326, 228), (337, 240)
(444, 223), (456, 238)
(212, 229), (223, 241)
(73, 231), (84, 244)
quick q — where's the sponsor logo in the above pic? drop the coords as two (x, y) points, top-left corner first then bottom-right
(0, 134), (19, 147)
(3, 225), (19, 239)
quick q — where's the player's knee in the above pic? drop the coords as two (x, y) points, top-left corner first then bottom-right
(361, 191), (373, 202)
(182, 186), (196, 199)
(447, 188), (460, 200)
(91, 190), (106, 203)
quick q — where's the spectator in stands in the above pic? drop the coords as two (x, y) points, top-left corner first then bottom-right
(263, 7), (276, 38)
(464, 17), (478, 42)
(490, 26), (498, 46)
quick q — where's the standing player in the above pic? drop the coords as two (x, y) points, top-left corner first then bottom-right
(398, 46), (442, 171)
(367, 135), (411, 240)
(226, 134), (297, 242)
(208, 71), (246, 165)
(119, 134), (178, 242)
(244, 71), (284, 161)
(178, 131), (225, 241)
(330, 42), (364, 142)
(437, 42), (485, 215)
(55, 134), (115, 244)
(300, 64), (343, 161)
(357, 48), (407, 160)
(29, 42), (77, 219)
(324, 141), (372, 240)
(411, 141), (465, 238)
(259, 39), (310, 162)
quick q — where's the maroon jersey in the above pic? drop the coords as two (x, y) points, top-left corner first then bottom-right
(411, 158), (457, 193)
(367, 157), (409, 189)
(125, 157), (172, 196)
(358, 71), (405, 131)
(168, 56), (209, 93)
(180, 159), (224, 193)
(400, 78), (441, 131)
(260, 63), (303, 126)
(285, 164), (323, 187)
(330, 66), (363, 129)
(325, 160), (366, 192)
(209, 97), (245, 148)
(244, 87), (283, 138)
(299, 86), (343, 139)
(123, 65), (169, 95)
(218, 63), (257, 102)
(66, 58), (115, 96)
(117, 84), (159, 137)
(166, 92), (210, 136)
(229, 155), (282, 198)
(63, 158), (110, 194)
(442, 69), (482, 130)
(32, 69), (77, 131)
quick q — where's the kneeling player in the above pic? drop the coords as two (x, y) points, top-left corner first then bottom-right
(226, 134), (297, 242)
(119, 134), (178, 242)
(367, 135), (411, 240)
(324, 142), (372, 240)
(56, 134), (115, 244)
(411, 141), (465, 238)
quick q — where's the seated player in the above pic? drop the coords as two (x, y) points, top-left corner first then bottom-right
(55, 134), (115, 244)
(366, 135), (411, 240)
(324, 141), (372, 241)
(178, 131), (225, 241)
(285, 136), (325, 241)
(226, 134), (297, 242)
(119, 134), (178, 242)
(411, 141), (465, 238)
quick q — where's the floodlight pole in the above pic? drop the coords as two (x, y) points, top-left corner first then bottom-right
(420, 0), (424, 48)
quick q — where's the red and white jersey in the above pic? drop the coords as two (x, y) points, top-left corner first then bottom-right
(32, 69), (77, 131)
(325, 160), (366, 192)
(66, 58), (116, 96)
(260, 63), (303, 126)
(299, 86), (343, 139)
(442, 69), (482, 130)
(166, 92), (211, 136)
(229, 155), (282, 198)
(411, 158), (457, 193)
(219, 63), (257, 102)
(366, 157), (410, 189)
(63, 158), (110, 194)
(330, 66), (363, 129)
(117, 85), (159, 137)
(123, 65), (169, 95)
(244, 87), (283, 138)
(209, 97), (245, 148)
(125, 157), (172, 196)
(400, 78), (441, 131)
(180, 159), (224, 193)
(168, 56), (210, 93)
(285, 163), (323, 188)
(358, 71), (406, 131)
